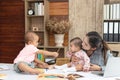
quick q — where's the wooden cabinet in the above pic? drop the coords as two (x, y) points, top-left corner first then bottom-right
(24, 0), (49, 46)
(24, 0), (68, 61)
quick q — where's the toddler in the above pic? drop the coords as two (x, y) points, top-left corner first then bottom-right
(55, 37), (90, 72)
(13, 31), (58, 74)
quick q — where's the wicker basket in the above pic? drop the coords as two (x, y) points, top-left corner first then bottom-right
(56, 58), (70, 66)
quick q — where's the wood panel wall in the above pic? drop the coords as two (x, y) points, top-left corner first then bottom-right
(49, 2), (68, 15)
(0, 0), (25, 63)
(69, 0), (104, 40)
(48, 2), (69, 46)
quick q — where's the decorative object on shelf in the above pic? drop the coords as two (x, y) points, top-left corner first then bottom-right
(46, 18), (71, 46)
(54, 34), (64, 47)
(46, 18), (71, 34)
(32, 27), (39, 31)
(28, 9), (34, 15)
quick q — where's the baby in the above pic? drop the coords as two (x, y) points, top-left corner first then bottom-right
(13, 31), (58, 74)
(54, 37), (90, 72)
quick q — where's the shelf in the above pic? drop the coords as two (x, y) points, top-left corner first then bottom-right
(26, 0), (44, 2)
(48, 0), (68, 2)
(27, 15), (44, 17)
(104, 19), (120, 22)
(33, 30), (44, 32)
(24, 0), (47, 46)
(37, 46), (67, 49)
(107, 42), (120, 44)
(37, 46), (68, 58)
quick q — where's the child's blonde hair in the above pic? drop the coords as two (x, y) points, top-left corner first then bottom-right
(25, 31), (39, 44)
(70, 37), (82, 49)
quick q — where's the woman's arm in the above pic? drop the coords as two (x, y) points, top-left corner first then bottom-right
(90, 64), (102, 71)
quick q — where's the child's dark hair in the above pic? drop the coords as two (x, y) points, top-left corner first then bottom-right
(86, 31), (110, 64)
(25, 31), (39, 44)
(70, 37), (82, 49)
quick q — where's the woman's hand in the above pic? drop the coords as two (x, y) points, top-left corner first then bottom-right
(90, 64), (102, 71)
(75, 64), (83, 71)
(42, 63), (49, 68)
(67, 63), (72, 67)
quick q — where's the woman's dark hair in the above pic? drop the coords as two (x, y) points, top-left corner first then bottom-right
(86, 31), (110, 64)
(70, 37), (82, 49)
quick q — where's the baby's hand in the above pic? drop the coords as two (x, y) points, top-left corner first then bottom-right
(43, 63), (49, 68)
(83, 68), (89, 72)
(52, 52), (58, 57)
(48, 65), (55, 69)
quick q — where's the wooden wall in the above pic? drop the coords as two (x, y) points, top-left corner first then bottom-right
(69, 0), (104, 40)
(48, 2), (69, 46)
(0, 0), (25, 63)
(49, 2), (68, 15)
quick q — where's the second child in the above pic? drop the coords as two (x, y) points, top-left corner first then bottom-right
(54, 37), (90, 72)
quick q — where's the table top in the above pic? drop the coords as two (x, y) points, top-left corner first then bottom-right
(0, 63), (120, 80)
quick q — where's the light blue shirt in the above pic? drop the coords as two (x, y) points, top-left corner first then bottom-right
(90, 47), (112, 71)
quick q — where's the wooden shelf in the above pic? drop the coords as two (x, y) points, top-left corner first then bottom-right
(48, 0), (68, 2)
(33, 30), (44, 32)
(27, 15), (44, 17)
(107, 42), (120, 44)
(104, 19), (120, 22)
(37, 46), (68, 58)
(24, 0), (48, 46)
(24, 0), (68, 61)
(26, 0), (44, 2)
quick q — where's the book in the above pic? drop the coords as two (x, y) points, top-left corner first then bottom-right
(38, 54), (44, 62)
(38, 2), (44, 15)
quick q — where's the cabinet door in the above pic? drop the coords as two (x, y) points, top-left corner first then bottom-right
(0, 0), (25, 63)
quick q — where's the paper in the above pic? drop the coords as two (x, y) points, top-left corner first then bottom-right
(54, 64), (67, 70)
(0, 65), (10, 71)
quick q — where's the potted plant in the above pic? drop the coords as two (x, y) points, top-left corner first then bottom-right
(46, 18), (71, 46)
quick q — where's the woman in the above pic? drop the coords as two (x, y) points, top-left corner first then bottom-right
(76, 31), (112, 71)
